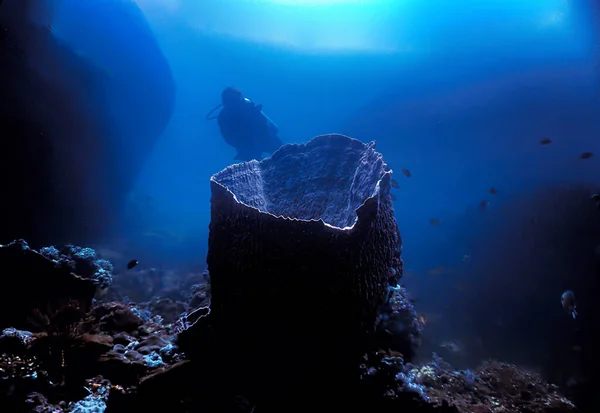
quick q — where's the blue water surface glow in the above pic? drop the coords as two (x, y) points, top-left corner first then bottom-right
(135, 0), (582, 55)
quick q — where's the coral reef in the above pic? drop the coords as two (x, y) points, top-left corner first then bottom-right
(0, 240), (104, 331)
(39, 245), (114, 289)
(103, 267), (209, 324)
(0, 137), (578, 412)
(375, 284), (425, 362)
(0, 239), (576, 413)
(361, 352), (576, 413)
(422, 359), (576, 413)
(0, 241), (196, 412)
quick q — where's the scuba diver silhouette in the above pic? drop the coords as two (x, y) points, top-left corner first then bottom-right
(206, 87), (283, 161)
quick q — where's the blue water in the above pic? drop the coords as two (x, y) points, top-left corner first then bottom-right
(49, 0), (599, 373)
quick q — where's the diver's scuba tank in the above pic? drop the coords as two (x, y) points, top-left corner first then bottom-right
(206, 98), (278, 134)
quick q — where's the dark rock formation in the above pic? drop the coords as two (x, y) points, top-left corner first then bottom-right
(182, 134), (403, 407)
(0, 240), (108, 331)
(361, 353), (576, 413)
(0, 0), (175, 245)
(0, 299), (179, 412)
(53, 0), (177, 199)
(375, 285), (425, 362)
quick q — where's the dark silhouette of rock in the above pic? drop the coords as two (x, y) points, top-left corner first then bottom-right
(53, 0), (177, 195)
(0, 0), (175, 246)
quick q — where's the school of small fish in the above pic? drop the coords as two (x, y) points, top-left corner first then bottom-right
(387, 135), (595, 231)
(386, 136), (595, 316)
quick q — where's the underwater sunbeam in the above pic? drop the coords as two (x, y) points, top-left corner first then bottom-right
(257, 0), (383, 5)
(133, 0), (582, 54)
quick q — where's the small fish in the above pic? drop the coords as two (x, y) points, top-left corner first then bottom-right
(462, 254), (471, 263)
(561, 290), (578, 319)
(479, 200), (490, 210)
(390, 193), (397, 201)
(95, 287), (109, 298)
(540, 138), (552, 145)
(391, 179), (400, 189)
(440, 341), (461, 353)
(428, 266), (445, 275)
(127, 259), (139, 270)
(388, 349), (404, 358)
(420, 313), (443, 324)
(377, 348), (404, 358)
(489, 187), (498, 195)
(580, 152), (594, 160)
(401, 169), (411, 178)
(430, 218), (440, 226)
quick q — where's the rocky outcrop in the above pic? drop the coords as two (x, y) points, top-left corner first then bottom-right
(0, 240), (112, 331)
(0, 0), (175, 245)
(53, 0), (177, 196)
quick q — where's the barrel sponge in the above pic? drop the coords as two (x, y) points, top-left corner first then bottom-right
(206, 133), (402, 375)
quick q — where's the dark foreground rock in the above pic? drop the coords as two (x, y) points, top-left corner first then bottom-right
(0, 241), (185, 411)
(0, 240), (110, 331)
(0, 300), (182, 412)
